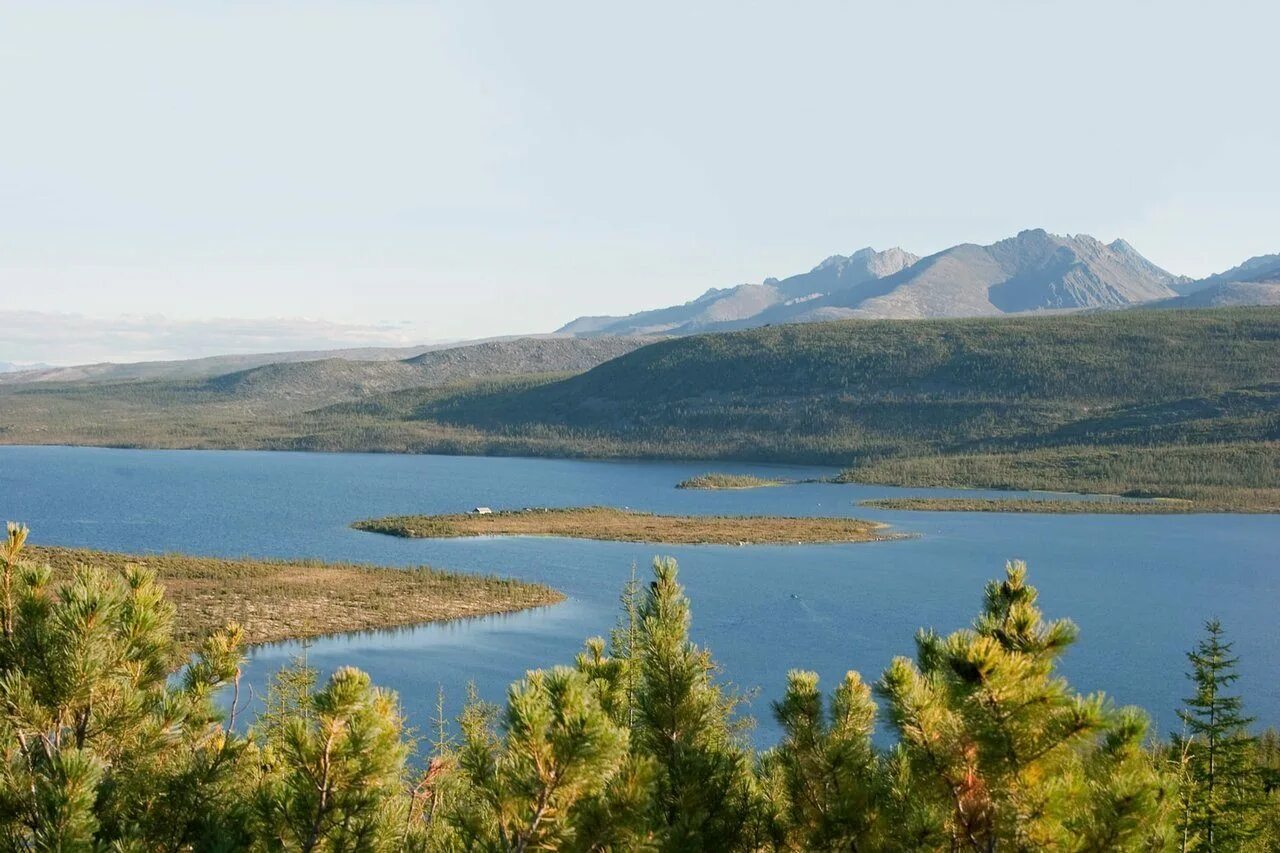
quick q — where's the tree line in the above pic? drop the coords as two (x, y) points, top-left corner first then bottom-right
(0, 522), (1275, 851)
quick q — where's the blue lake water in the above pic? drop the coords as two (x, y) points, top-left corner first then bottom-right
(1, 444), (1277, 747)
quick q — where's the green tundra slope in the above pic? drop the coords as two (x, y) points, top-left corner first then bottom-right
(311, 308), (1279, 507)
(1, 308), (1276, 507)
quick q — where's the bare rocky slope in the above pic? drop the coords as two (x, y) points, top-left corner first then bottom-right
(1152, 254), (1280, 309)
(558, 230), (1191, 335)
(558, 246), (920, 335)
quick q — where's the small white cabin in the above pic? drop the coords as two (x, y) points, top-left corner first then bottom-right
(472, 506), (493, 515)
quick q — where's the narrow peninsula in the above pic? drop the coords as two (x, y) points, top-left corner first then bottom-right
(28, 545), (563, 652)
(857, 497), (1230, 514)
(353, 506), (890, 545)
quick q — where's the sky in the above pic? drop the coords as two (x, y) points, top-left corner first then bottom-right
(2, 0), (1278, 364)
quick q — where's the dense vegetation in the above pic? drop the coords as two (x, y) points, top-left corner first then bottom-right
(352, 506), (889, 545)
(841, 444), (1280, 510)
(1, 308), (1277, 507)
(4, 522), (1279, 850)
(27, 545), (562, 653)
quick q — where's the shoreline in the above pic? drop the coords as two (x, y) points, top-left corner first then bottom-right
(3, 442), (1275, 514)
(26, 544), (565, 654)
(855, 497), (1264, 514)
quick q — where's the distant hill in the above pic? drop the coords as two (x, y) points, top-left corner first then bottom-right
(0, 361), (50, 374)
(558, 230), (1189, 335)
(1149, 253), (1280, 309)
(203, 336), (658, 403)
(432, 307), (1280, 456)
(1181, 253), (1280, 291)
(0, 334), (654, 387)
(1153, 281), (1280, 310)
(385, 307), (1280, 507)
(0, 344), (442, 385)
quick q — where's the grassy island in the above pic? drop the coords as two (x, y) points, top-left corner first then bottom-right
(857, 497), (1212, 514)
(27, 545), (563, 651)
(676, 472), (787, 490)
(353, 506), (890, 545)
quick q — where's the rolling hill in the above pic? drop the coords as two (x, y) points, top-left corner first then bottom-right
(0, 335), (658, 449)
(339, 307), (1278, 507)
(0, 334), (654, 387)
(423, 307), (1280, 454)
(1, 308), (1276, 508)
(202, 336), (659, 403)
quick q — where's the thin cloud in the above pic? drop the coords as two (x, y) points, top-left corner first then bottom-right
(0, 311), (439, 365)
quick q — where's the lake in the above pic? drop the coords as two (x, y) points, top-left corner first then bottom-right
(2, 444), (1277, 746)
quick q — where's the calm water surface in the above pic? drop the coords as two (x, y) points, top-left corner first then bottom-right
(2, 445), (1276, 746)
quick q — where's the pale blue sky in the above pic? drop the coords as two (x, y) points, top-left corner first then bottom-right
(2, 1), (1277, 362)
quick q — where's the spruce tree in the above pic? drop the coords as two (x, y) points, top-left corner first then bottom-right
(1252, 728), (1280, 851)
(1173, 619), (1262, 852)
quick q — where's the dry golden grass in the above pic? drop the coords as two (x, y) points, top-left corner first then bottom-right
(27, 545), (563, 651)
(353, 506), (890, 545)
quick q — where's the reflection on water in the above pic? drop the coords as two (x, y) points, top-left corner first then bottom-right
(4, 444), (1278, 746)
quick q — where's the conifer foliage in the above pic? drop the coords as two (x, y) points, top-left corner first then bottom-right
(1, 521), (1277, 850)
(0, 522), (246, 848)
(876, 561), (1175, 850)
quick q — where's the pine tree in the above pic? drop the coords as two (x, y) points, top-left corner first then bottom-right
(1173, 619), (1262, 851)
(451, 665), (653, 851)
(767, 669), (887, 849)
(630, 557), (759, 851)
(876, 560), (1173, 851)
(0, 523), (248, 848)
(249, 666), (411, 852)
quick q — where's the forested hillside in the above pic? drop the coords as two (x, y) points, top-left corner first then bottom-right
(1, 309), (1276, 507)
(344, 308), (1277, 507)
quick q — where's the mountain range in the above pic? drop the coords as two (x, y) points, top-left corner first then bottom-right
(557, 229), (1276, 336)
(1154, 253), (1280, 309)
(3, 231), (1275, 386)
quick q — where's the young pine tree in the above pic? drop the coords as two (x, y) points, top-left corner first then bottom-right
(451, 666), (654, 851)
(630, 557), (761, 851)
(1172, 619), (1263, 852)
(765, 669), (887, 850)
(0, 523), (247, 849)
(249, 666), (411, 852)
(876, 560), (1174, 851)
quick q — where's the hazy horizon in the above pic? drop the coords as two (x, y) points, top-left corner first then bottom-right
(4, 0), (1277, 363)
